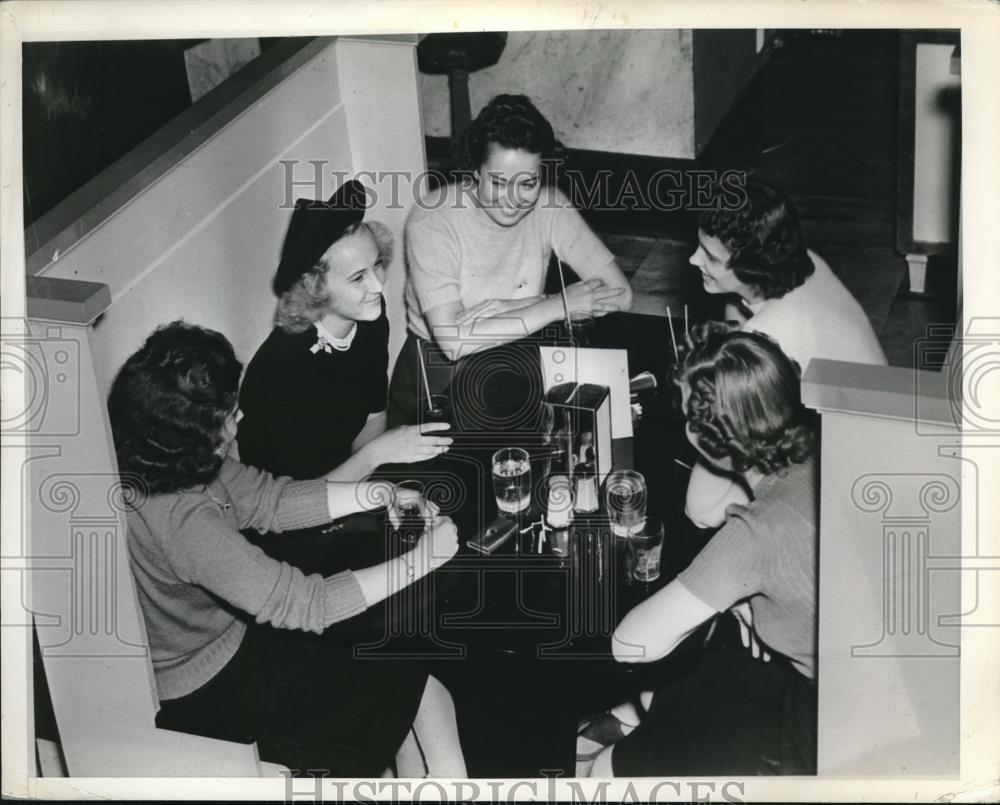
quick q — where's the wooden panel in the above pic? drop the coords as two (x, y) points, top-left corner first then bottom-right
(25, 277), (110, 325)
(19, 34), (427, 778)
(804, 359), (962, 776)
(25, 38), (328, 274)
(37, 39), (353, 400)
(333, 37), (427, 369)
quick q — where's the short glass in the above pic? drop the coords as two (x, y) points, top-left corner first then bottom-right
(545, 475), (575, 557)
(569, 311), (596, 347)
(421, 394), (451, 434)
(627, 517), (664, 582)
(491, 447), (531, 515)
(389, 480), (427, 546)
(604, 469), (647, 538)
(426, 394), (450, 422)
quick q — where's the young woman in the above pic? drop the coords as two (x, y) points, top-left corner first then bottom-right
(685, 178), (885, 528)
(110, 321), (463, 777)
(592, 326), (819, 777)
(237, 179), (452, 482)
(387, 93), (634, 427)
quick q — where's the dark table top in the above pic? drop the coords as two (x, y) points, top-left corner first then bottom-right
(252, 310), (718, 776)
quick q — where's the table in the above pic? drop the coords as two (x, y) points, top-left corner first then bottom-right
(254, 311), (716, 777)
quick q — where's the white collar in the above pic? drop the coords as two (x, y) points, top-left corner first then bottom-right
(311, 321), (357, 353)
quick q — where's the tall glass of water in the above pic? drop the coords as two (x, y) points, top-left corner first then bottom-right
(491, 448), (531, 515)
(604, 469), (647, 537)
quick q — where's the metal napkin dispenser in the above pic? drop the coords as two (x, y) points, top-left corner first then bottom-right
(541, 382), (613, 487)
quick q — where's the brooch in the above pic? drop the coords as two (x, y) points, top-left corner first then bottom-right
(309, 333), (335, 354)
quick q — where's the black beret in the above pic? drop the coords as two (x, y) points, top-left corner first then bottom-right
(272, 180), (369, 296)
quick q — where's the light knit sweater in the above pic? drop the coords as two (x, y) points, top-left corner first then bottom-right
(743, 251), (887, 374)
(403, 181), (616, 341)
(679, 455), (818, 680)
(125, 458), (368, 701)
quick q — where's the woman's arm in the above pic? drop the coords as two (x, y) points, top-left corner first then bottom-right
(352, 513), (458, 606)
(424, 280), (626, 361)
(545, 188), (633, 314)
(423, 296), (562, 360)
(573, 258), (634, 316)
(611, 579), (717, 663)
(314, 412), (391, 482)
(352, 410), (388, 452)
(169, 498), (456, 632)
(685, 458), (751, 529)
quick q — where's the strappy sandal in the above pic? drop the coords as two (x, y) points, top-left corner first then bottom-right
(575, 712), (630, 761)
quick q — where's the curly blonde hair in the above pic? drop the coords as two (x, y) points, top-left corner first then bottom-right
(673, 323), (817, 475)
(274, 220), (394, 334)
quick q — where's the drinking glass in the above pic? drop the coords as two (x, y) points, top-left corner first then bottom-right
(545, 475), (575, 557)
(421, 394), (451, 434)
(628, 517), (664, 582)
(390, 480), (427, 546)
(491, 447), (531, 515)
(604, 469), (647, 537)
(426, 394), (450, 421)
(569, 311), (596, 347)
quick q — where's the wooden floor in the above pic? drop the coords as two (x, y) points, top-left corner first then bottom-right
(599, 30), (958, 369)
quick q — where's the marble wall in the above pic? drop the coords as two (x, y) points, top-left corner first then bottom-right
(419, 29), (697, 159)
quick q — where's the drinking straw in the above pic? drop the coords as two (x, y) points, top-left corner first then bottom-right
(666, 306), (679, 362)
(684, 303), (689, 338)
(417, 341), (433, 409)
(556, 258), (573, 336)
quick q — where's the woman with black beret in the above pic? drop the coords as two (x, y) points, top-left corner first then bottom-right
(238, 179), (452, 482)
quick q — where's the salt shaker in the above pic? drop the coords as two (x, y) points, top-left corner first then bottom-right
(546, 475), (574, 557)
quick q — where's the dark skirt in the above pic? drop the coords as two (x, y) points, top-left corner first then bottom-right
(155, 622), (428, 777)
(611, 641), (817, 777)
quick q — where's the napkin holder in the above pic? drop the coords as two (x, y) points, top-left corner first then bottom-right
(541, 382), (613, 488)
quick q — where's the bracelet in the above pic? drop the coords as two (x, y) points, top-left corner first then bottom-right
(400, 550), (416, 581)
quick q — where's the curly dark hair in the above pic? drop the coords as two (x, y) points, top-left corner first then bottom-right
(673, 322), (816, 475)
(108, 321), (243, 495)
(697, 179), (814, 300)
(455, 93), (558, 171)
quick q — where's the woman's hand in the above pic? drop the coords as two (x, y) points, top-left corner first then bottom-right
(417, 513), (459, 571)
(564, 279), (628, 318)
(361, 424), (453, 468)
(731, 601), (771, 662)
(454, 297), (542, 327)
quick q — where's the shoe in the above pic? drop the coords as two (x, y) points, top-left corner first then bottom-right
(576, 712), (630, 747)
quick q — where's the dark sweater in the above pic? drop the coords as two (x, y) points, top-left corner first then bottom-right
(237, 310), (389, 480)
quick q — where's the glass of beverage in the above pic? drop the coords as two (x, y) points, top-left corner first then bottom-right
(390, 480), (427, 546)
(428, 394), (450, 418)
(421, 394), (451, 434)
(545, 475), (574, 557)
(604, 469), (647, 538)
(569, 311), (596, 347)
(491, 447), (531, 515)
(628, 517), (664, 583)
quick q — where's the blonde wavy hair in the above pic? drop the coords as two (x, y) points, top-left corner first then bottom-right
(274, 220), (394, 334)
